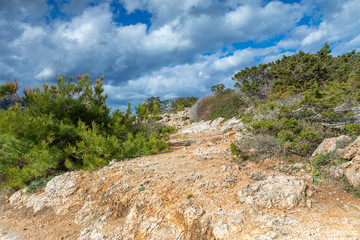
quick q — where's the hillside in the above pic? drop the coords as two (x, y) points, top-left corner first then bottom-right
(1, 110), (360, 239)
(1, 45), (360, 239)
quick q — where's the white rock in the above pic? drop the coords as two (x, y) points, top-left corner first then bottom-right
(238, 175), (308, 209)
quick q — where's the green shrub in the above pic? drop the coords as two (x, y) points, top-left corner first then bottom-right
(190, 95), (215, 121)
(343, 123), (360, 136)
(139, 96), (199, 114)
(0, 81), (19, 97)
(190, 91), (245, 121)
(231, 135), (282, 161)
(169, 97), (198, 112)
(312, 153), (334, 170)
(0, 75), (172, 190)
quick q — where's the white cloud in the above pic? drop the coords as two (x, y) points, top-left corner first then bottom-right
(301, 28), (327, 46)
(1, 0), (360, 110)
(37, 67), (54, 79)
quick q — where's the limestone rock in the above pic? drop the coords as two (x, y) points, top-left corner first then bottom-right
(312, 135), (351, 157)
(179, 120), (212, 133)
(339, 136), (360, 188)
(328, 165), (345, 179)
(341, 136), (360, 161)
(210, 117), (225, 127)
(45, 172), (78, 198)
(237, 175), (308, 209)
(193, 147), (222, 155)
(341, 161), (360, 188)
(220, 118), (243, 133)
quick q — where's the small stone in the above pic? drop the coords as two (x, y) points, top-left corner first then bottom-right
(306, 199), (312, 208)
(307, 190), (314, 197)
(219, 165), (227, 172)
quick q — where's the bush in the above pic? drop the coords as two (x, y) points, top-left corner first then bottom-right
(343, 123), (360, 136)
(139, 96), (199, 115)
(231, 135), (282, 161)
(0, 75), (172, 190)
(190, 95), (214, 121)
(190, 91), (245, 121)
(0, 81), (19, 97)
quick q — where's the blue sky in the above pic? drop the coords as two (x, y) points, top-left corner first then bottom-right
(1, 0), (360, 110)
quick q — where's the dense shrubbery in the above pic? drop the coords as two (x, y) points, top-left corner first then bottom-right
(0, 75), (173, 190)
(208, 45), (359, 157)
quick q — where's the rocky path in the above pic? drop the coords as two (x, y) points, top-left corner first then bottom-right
(1, 117), (360, 239)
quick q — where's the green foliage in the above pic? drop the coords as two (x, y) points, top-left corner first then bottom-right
(231, 135), (282, 160)
(341, 175), (360, 198)
(312, 153), (334, 170)
(208, 91), (244, 120)
(228, 44), (360, 157)
(137, 96), (199, 118)
(169, 97), (198, 112)
(233, 44), (360, 105)
(230, 142), (240, 156)
(0, 75), (172, 190)
(343, 123), (360, 136)
(210, 84), (234, 95)
(0, 81), (19, 97)
(26, 174), (58, 194)
(192, 91), (244, 121)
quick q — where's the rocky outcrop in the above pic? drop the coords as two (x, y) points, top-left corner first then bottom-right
(237, 175), (308, 210)
(3, 109), (360, 240)
(179, 117), (243, 134)
(159, 108), (191, 128)
(9, 172), (80, 213)
(330, 136), (360, 188)
(341, 136), (360, 161)
(312, 135), (351, 157)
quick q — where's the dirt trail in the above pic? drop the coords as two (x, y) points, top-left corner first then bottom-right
(1, 118), (360, 240)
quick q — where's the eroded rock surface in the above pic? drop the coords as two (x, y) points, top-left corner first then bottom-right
(312, 135), (351, 157)
(238, 175), (308, 210)
(337, 136), (360, 188)
(2, 113), (360, 240)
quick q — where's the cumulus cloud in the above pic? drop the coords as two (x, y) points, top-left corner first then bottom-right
(0, 0), (359, 110)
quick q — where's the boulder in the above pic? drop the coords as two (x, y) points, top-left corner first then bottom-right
(220, 118), (243, 133)
(328, 165), (345, 179)
(210, 117), (225, 127)
(45, 172), (78, 198)
(340, 161), (360, 188)
(341, 136), (360, 161)
(237, 175), (308, 209)
(312, 135), (351, 157)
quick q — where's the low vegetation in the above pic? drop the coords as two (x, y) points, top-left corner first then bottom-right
(0, 75), (174, 190)
(136, 96), (199, 121)
(191, 44), (359, 159)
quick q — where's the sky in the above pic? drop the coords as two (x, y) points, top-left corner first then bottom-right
(1, 0), (360, 110)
